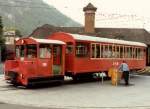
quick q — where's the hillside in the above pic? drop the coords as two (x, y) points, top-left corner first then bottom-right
(0, 0), (81, 35)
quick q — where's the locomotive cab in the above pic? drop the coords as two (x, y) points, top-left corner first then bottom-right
(4, 37), (65, 86)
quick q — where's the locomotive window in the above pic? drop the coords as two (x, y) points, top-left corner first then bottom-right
(16, 46), (20, 58)
(15, 45), (25, 58)
(39, 44), (51, 58)
(76, 43), (89, 57)
(26, 44), (37, 58)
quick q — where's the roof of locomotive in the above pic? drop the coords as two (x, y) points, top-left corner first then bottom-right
(16, 37), (65, 45)
(69, 33), (147, 47)
(31, 37), (65, 44)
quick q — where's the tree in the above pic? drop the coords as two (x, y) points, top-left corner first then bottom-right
(15, 29), (22, 37)
(0, 16), (5, 44)
(0, 16), (2, 35)
(0, 16), (5, 62)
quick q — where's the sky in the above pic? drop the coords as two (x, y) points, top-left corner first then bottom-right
(43, 0), (150, 31)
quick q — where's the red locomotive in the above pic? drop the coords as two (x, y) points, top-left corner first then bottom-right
(4, 32), (147, 86)
(4, 37), (65, 86)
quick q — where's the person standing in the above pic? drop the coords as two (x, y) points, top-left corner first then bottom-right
(118, 60), (130, 85)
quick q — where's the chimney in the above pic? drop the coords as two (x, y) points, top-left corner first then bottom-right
(83, 3), (97, 34)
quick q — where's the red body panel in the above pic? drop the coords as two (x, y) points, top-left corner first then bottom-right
(74, 58), (145, 73)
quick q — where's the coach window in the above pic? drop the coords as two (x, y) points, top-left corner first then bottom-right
(126, 47), (132, 58)
(101, 45), (103, 58)
(137, 48), (142, 59)
(132, 47), (135, 59)
(91, 44), (95, 58)
(76, 43), (88, 57)
(116, 46), (120, 58)
(120, 46), (124, 58)
(102, 45), (107, 58)
(104, 45), (108, 58)
(135, 48), (138, 59)
(133, 47), (138, 59)
(108, 45), (112, 58)
(39, 44), (51, 58)
(140, 48), (144, 59)
(96, 44), (100, 58)
(124, 46), (127, 58)
(66, 42), (73, 54)
(129, 47), (132, 58)
(137, 48), (140, 59)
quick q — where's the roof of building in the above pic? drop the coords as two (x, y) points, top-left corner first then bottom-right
(83, 3), (97, 11)
(30, 24), (150, 45)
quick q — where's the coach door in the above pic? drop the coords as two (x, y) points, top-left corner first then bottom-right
(65, 42), (74, 72)
(53, 45), (62, 75)
(38, 44), (52, 76)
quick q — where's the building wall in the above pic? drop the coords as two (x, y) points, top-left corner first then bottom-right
(84, 11), (95, 33)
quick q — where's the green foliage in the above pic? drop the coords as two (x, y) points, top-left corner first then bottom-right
(0, 16), (5, 44)
(15, 29), (22, 37)
(0, 16), (3, 35)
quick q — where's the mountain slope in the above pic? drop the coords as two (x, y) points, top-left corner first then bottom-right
(0, 0), (81, 35)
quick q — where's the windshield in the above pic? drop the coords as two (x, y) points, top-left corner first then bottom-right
(26, 44), (37, 58)
(39, 44), (51, 58)
(16, 45), (25, 58)
(15, 44), (37, 58)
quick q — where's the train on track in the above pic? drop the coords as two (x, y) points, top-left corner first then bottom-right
(4, 32), (147, 86)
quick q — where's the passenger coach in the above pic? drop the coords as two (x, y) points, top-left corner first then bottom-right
(49, 32), (147, 80)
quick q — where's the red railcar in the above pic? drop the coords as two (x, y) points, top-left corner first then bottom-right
(4, 32), (147, 86)
(48, 32), (147, 79)
(4, 37), (65, 86)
